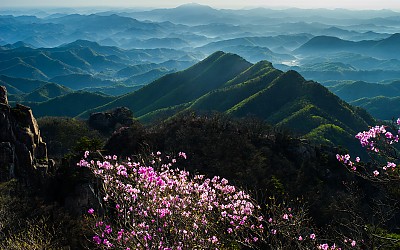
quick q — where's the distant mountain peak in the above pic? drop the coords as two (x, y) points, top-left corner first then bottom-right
(12, 41), (34, 48)
(387, 33), (400, 41)
(309, 35), (344, 43)
(61, 39), (100, 48)
(176, 3), (214, 9)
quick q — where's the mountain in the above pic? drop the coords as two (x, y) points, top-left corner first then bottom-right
(295, 33), (400, 59)
(299, 52), (400, 71)
(116, 63), (159, 78)
(0, 75), (49, 94)
(82, 84), (144, 96)
(0, 39), (202, 85)
(328, 80), (400, 102)
(9, 82), (72, 102)
(211, 45), (295, 64)
(351, 96), (400, 121)
(319, 27), (389, 41)
(128, 4), (232, 25)
(0, 59), (48, 80)
(295, 35), (354, 54)
(80, 51), (252, 117)
(49, 74), (115, 90)
(49, 14), (159, 33)
(125, 68), (174, 85)
(158, 60), (196, 71)
(79, 51), (374, 148)
(224, 70), (370, 134)
(292, 60), (400, 82)
(22, 91), (116, 118)
(188, 60), (281, 112)
(116, 60), (196, 78)
(199, 35), (311, 53)
(22, 52), (79, 78)
(2, 41), (35, 49)
(122, 38), (190, 49)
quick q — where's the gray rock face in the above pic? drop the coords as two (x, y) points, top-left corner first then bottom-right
(0, 86), (7, 105)
(0, 86), (49, 182)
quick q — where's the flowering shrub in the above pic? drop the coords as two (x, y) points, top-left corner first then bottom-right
(79, 152), (266, 249)
(336, 119), (400, 181)
(79, 150), (362, 249)
(335, 118), (400, 249)
(262, 197), (320, 249)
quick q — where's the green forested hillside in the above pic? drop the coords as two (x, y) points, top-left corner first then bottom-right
(80, 51), (252, 117)
(351, 96), (400, 120)
(0, 75), (50, 94)
(328, 80), (400, 102)
(78, 51), (374, 149)
(21, 91), (116, 117)
(9, 82), (72, 102)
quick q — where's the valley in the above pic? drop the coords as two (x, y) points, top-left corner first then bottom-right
(2, 4), (400, 120)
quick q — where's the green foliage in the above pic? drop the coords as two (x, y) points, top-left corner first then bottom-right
(105, 112), (358, 231)
(269, 175), (285, 195)
(73, 136), (103, 153)
(38, 117), (105, 157)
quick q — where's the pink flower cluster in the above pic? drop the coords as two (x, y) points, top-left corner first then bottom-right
(80, 152), (265, 249)
(318, 243), (340, 250)
(355, 125), (388, 152)
(318, 239), (356, 250)
(337, 118), (400, 178)
(355, 122), (400, 152)
(336, 152), (397, 177)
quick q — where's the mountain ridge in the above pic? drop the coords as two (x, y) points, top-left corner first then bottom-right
(76, 51), (374, 149)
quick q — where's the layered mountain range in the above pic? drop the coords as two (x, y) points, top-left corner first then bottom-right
(73, 51), (374, 149)
(2, 5), (400, 121)
(2, 5), (400, 153)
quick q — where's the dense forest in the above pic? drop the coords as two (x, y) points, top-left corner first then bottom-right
(0, 106), (399, 249)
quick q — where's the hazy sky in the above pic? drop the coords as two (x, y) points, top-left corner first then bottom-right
(2, 0), (400, 10)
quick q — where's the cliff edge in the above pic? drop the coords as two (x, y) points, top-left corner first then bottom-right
(0, 85), (49, 182)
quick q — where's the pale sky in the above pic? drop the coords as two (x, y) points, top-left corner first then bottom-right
(2, 0), (400, 10)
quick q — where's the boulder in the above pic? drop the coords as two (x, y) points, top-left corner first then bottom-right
(88, 107), (134, 133)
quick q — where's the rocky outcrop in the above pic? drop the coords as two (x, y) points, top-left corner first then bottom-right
(0, 86), (7, 104)
(0, 86), (49, 182)
(88, 107), (134, 133)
